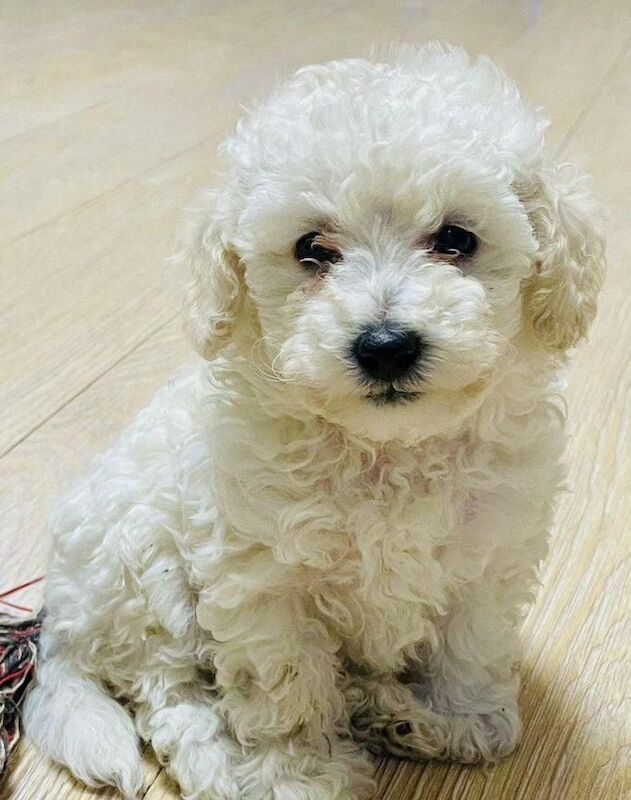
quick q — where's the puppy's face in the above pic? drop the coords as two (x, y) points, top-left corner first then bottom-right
(187, 48), (604, 443)
(242, 161), (534, 441)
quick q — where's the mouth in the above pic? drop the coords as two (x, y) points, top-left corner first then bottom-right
(366, 386), (422, 406)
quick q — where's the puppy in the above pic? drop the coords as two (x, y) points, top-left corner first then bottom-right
(24, 43), (604, 800)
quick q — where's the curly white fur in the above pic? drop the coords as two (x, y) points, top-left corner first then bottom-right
(24, 43), (605, 800)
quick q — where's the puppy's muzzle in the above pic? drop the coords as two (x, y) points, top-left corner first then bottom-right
(351, 324), (425, 383)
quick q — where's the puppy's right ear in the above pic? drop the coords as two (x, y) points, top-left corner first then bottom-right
(181, 197), (245, 360)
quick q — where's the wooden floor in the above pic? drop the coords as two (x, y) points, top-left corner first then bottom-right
(1, 2), (629, 798)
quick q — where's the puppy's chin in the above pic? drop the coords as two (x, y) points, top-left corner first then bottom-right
(306, 384), (490, 445)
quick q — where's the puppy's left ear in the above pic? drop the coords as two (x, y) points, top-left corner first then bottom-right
(181, 196), (245, 360)
(520, 164), (606, 351)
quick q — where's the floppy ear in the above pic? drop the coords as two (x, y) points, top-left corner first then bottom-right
(181, 197), (245, 360)
(520, 164), (606, 351)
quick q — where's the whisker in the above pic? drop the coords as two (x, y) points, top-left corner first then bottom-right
(248, 337), (285, 384)
(270, 351), (291, 384)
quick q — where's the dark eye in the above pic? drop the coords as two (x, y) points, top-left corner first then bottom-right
(433, 225), (478, 257)
(295, 231), (341, 269)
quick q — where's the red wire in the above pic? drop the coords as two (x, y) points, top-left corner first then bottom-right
(0, 576), (44, 599)
(0, 661), (33, 687)
(0, 599), (33, 613)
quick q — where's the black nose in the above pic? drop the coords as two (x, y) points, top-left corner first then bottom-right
(352, 324), (423, 382)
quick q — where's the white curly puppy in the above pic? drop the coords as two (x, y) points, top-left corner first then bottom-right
(24, 44), (604, 800)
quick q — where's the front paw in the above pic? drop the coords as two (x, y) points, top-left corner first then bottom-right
(345, 679), (451, 761)
(380, 714), (452, 762)
(448, 705), (522, 763)
(238, 738), (375, 800)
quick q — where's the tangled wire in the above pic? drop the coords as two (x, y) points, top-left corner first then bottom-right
(0, 579), (43, 785)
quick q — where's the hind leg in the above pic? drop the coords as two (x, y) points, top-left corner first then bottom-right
(23, 650), (145, 797)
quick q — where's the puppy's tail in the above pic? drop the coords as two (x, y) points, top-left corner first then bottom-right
(23, 653), (144, 798)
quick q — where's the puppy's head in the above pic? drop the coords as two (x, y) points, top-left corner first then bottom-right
(184, 44), (605, 443)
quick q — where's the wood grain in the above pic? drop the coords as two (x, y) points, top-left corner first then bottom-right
(2, 742), (161, 800)
(1, 2), (629, 799)
(0, 138), (217, 456)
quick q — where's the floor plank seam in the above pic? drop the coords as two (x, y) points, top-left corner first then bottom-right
(3, 133), (218, 251)
(0, 313), (179, 460)
(0, 98), (111, 149)
(554, 32), (631, 158)
(142, 765), (164, 798)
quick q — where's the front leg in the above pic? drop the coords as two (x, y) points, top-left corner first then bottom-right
(343, 673), (451, 761)
(414, 482), (557, 764)
(345, 552), (534, 765)
(344, 588), (521, 767)
(425, 581), (523, 763)
(198, 584), (374, 800)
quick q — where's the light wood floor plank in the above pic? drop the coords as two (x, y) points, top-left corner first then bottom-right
(0, 140), (220, 456)
(497, 3), (631, 153)
(0, 0), (201, 142)
(0, 75), (231, 245)
(2, 741), (160, 800)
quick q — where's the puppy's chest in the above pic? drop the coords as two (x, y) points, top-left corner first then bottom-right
(306, 467), (461, 668)
(337, 468), (453, 554)
(333, 453), (460, 547)
(213, 437), (471, 666)
(275, 443), (470, 582)
(334, 446), (466, 542)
